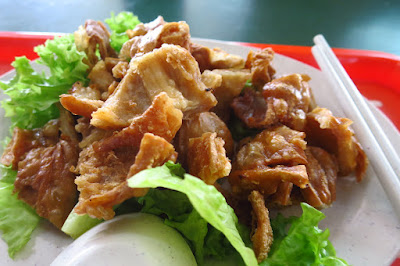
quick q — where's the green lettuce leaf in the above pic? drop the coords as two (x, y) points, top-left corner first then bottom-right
(34, 34), (88, 85)
(128, 161), (258, 266)
(1, 34), (88, 130)
(0, 165), (40, 258)
(105, 11), (141, 52)
(260, 203), (349, 266)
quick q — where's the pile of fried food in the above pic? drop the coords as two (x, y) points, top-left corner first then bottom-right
(0, 16), (368, 262)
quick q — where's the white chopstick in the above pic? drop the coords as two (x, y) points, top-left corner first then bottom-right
(311, 34), (400, 220)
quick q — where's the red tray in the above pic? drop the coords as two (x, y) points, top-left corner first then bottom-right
(0, 32), (400, 266)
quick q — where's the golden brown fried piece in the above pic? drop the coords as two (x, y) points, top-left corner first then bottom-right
(75, 117), (113, 149)
(1, 117), (69, 169)
(202, 69), (251, 122)
(230, 165), (308, 196)
(232, 74), (314, 130)
(235, 125), (307, 170)
(75, 133), (177, 220)
(88, 60), (116, 97)
(231, 87), (271, 128)
(74, 20), (117, 68)
(262, 74), (315, 131)
(3, 111), (79, 229)
(176, 112), (234, 162)
(112, 61), (129, 80)
(301, 146), (338, 208)
(74, 94), (182, 219)
(249, 190), (273, 263)
(245, 48), (276, 88)
(91, 45), (216, 129)
(94, 93), (182, 153)
(60, 82), (104, 118)
(126, 16), (165, 38)
(187, 132), (231, 185)
(120, 17), (190, 59)
(15, 136), (79, 229)
(269, 181), (294, 206)
(1, 127), (37, 169)
(305, 107), (368, 181)
(190, 42), (245, 72)
(229, 126), (308, 197)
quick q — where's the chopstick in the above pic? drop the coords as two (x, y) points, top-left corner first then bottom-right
(311, 34), (400, 220)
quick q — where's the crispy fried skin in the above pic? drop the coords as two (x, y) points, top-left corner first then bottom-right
(74, 20), (117, 68)
(235, 126), (307, 170)
(262, 74), (314, 131)
(301, 146), (338, 208)
(269, 181), (294, 206)
(120, 18), (190, 59)
(187, 132), (231, 185)
(74, 93), (182, 219)
(177, 112), (234, 164)
(245, 48), (276, 88)
(232, 74), (314, 130)
(190, 42), (245, 72)
(91, 45), (216, 129)
(229, 126), (308, 198)
(1, 127), (36, 169)
(15, 136), (79, 228)
(88, 60), (116, 97)
(94, 93), (182, 153)
(230, 165), (308, 196)
(202, 69), (251, 122)
(249, 190), (273, 263)
(75, 133), (177, 220)
(305, 107), (368, 181)
(60, 82), (104, 118)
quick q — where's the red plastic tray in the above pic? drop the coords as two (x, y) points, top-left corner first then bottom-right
(0, 32), (399, 266)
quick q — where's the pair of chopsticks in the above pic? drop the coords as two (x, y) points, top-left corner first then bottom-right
(312, 35), (400, 220)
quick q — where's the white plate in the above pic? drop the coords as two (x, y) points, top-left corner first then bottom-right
(1, 39), (399, 266)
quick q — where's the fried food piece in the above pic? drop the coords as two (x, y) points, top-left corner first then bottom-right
(231, 87), (272, 128)
(230, 126), (308, 197)
(91, 45), (216, 129)
(2, 110), (80, 229)
(301, 146), (338, 208)
(75, 117), (113, 149)
(176, 112), (234, 161)
(88, 60), (116, 97)
(249, 190), (273, 263)
(269, 181), (294, 206)
(74, 20), (117, 68)
(94, 93), (182, 153)
(1, 127), (37, 169)
(230, 165), (308, 196)
(15, 135), (79, 229)
(232, 74), (314, 130)
(112, 61), (129, 80)
(235, 125), (307, 170)
(120, 17), (190, 59)
(74, 94), (182, 219)
(262, 74), (315, 131)
(1, 116), (70, 169)
(190, 42), (245, 72)
(60, 82), (104, 118)
(202, 69), (251, 122)
(126, 16), (165, 38)
(305, 107), (368, 181)
(75, 133), (177, 220)
(245, 48), (276, 88)
(187, 132), (231, 185)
